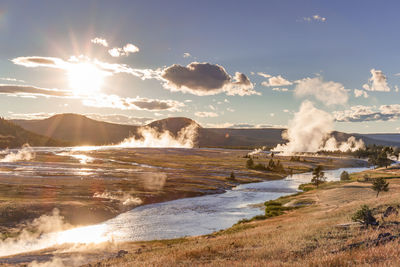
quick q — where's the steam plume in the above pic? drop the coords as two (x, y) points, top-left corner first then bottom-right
(118, 122), (199, 148)
(0, 144), (35, 162)
(273, 100), (364, 154)
(93, 191), (142, 206)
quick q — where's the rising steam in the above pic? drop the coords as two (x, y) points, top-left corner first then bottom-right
(273, 100), (365, 154)
(117, 122), (199, 148)
(93, 191), (142, 206)
(247, 146), (266, 156)
(0, 144), (35, 162)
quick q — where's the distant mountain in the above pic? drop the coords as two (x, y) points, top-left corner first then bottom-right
(0, 117), (65, 148)
(12, 113), (139, 146)
(11, 114), (400, 148)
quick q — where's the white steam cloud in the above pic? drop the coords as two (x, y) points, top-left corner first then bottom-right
(117, 123), (199, 148)
(273, 100), (364, 154)
(0, 144), (35, 162)
(93, 191), (142, 206)
(247, 146), (266, 156)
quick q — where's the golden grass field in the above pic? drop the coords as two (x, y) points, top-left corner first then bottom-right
(78, 165), (400, 267)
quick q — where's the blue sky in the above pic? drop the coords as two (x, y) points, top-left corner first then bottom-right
(0, 0), (399, 133)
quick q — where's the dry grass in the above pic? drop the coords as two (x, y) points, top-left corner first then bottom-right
(83, 167), (400, 266)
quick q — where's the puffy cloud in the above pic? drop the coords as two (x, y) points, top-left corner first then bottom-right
(272, 87), (289, 92)
(0, 84), (72, 97)
(227, 107), (235, 112)
(183, 52), (191, 58)
(303, 14), (327, 22)
(91, 37), (109, 47)
(294, 76), (348, 106)
(82, 95), (184, 111)
(334, 104), (400, 122)
(161, 62), (258, 96)
(195, 111), (219, 118)
(257, 72), (271, 78)
(261, 75), (292, 87)
(362, 69), (390, 92)
(108, 43), (139, 57)
(354, 89), (369, 98)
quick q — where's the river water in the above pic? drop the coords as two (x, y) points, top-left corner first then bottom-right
(0, 162), (370, 257)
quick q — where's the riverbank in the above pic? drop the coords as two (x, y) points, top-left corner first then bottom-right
(0, 148), (366, 238)
(81, 165), (400, 266)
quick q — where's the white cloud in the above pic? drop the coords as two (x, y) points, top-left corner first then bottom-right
(0, 77), (25, 83)
(227, 107), (235, 112)
(261, 75), (292, 87)
(334, 104), (400, 122)
(91, 37), (109, 47)
(395, 85), (399, 92)
(303, 14), (326, 22)
(257, 72), (271, 78)
(183, 52), (191, 58)
(294, 76), (349, 106)
(82, 94), (184, 111)
(108, 43), (139, 57)
(362, 69), (390, 92)
(272, 87), (289, 92)
(354, 89), (369, 98)
(195, 111), (218, 118)
(162, 62), (259, 96)
(0, 84), (73, 98)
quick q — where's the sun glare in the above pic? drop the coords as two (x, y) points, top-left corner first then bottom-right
(68, 63), (105, 95)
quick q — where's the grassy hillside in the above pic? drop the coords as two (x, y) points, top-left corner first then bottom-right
(0, 118), (65, 148)
(12, 114), (139, 146)
(11, 114), (400, 148)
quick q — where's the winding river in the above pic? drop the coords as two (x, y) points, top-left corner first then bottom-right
(0, 164), (370, 257)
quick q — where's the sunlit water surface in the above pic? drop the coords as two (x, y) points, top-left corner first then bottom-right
(0, 153), (370, 257)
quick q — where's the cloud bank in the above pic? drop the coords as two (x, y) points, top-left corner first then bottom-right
(334, 104), (400, 122)
(294, 76), (349, 105)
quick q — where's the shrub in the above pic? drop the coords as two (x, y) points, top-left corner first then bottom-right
(226, 171), (236, 181)
(372, 178), (389, 197)
(352, 205), (378, 226)
(340, 171), (350, 181)
(246, 158), (254, 169)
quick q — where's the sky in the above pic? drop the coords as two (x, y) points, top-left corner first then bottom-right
(0, 0), (399, 133)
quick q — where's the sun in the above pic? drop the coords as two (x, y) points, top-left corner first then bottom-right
(68, 63), (105, 95)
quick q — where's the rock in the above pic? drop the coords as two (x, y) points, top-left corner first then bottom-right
(117, 250), (128, 258)
(383, 206), (398, 218)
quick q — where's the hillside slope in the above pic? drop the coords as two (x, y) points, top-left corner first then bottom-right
(12, 114), (400, 148)
(0, 118), (65, 148)
(12, 114), (139, 146)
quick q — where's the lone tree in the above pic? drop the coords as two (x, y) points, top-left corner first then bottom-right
(311, 165), (326, 187)
(246, 158), (254, 169)
(372, 178), (389, 197)
(352, 205), (378, 226)
(340, 171), (350, 181)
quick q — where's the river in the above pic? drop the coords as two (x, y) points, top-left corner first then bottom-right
(0, 163), (370, 257)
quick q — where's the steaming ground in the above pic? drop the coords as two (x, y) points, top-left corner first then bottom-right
(273, 100), (365, 154)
